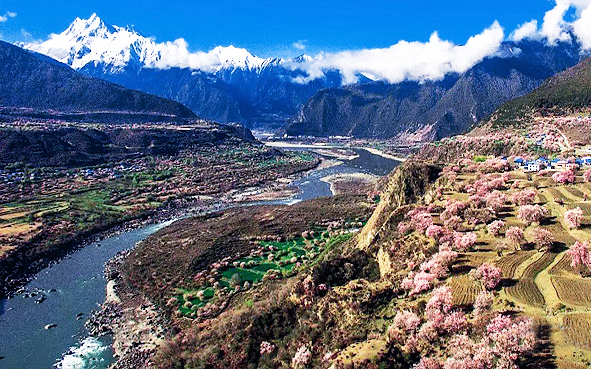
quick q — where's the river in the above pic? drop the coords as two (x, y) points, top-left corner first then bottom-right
(0, 148), (400, 369)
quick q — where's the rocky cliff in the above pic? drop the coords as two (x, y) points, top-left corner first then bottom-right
(357, 161), (442, 254)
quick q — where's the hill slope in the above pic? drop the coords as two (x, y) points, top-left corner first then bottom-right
(0, 41), (195, 118)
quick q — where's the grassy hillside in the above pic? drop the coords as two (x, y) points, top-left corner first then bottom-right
(490, 56), (591, 127)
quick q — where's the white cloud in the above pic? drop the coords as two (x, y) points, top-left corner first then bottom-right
(572, 2), (591, 48)
(508, 0), (591, 49)
(510, 20), (540, 42)
(290, 21), (505, 84)
(540, 0), (572, 44)
(292, 40), (307, 50)
(0, 11), (17, 22)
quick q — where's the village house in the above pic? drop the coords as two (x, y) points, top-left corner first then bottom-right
(524, 162), (542, 172)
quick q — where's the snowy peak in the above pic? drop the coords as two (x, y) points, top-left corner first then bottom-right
(21, 14), (283, 74)
(209, 45), (266, 71)
(292, 54), (314, 63)
(21, 14), (160, 73)
(65, 13), (115, 38)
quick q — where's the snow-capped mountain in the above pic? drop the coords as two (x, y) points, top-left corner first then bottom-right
(20, 14), (333, 130)
(21, 14), (309, 75)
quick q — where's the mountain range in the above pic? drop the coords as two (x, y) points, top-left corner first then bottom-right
(21, 14), (342, 130)
(17, 14), (591, 139)
(284, 40), (585, 140)
(489, 55), (591, 127)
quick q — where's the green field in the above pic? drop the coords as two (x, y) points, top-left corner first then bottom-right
(174, 232), (354, 318)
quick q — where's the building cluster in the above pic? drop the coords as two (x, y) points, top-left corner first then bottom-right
(513, 156), (591, 172)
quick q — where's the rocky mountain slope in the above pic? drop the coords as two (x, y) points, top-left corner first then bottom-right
(285, 40), (584, 140)
(0, 41), (194, 119)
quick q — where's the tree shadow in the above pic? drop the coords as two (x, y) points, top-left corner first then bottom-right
(540, 216), (558, 226)
(500, 278), (518, 288)
(550, 242), (568, 253)
(452, 265), (473, 274)
(523, 322), (557, 369)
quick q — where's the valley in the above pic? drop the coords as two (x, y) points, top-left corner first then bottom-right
(3, 3), (591, 369)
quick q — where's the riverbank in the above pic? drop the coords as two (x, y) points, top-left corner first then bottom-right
(0, 199), (192, 299)
(358, 147), (407, 162)
(320, 172), (381, 196)
(0, 150), (320, 299)
(87, 250), (166, 369)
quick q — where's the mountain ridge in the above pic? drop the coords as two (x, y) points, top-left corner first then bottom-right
(19, 14), (590, 136)
(18, 14), (342, 129)
(0, 40), (196, 119)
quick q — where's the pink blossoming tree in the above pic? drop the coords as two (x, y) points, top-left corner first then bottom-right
(532, 228), (554, 249)
(552, 169), (576, 184)
(487, 220), (505, 237)
(505, 227), (525, 250)
(511, 189), (537, 206)
(564, 207), (584, 229)
(453, 232), (477, 252)
(473, 263), (502, 290)
(518, 204), (549, 225)
(567, 241), (591, 273)
(292, 345), (311, 368)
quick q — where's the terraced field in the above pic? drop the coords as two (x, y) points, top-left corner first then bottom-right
(562, 313), (591, 350)
(447, 274), (481, 306)
(540, 222), (577, 245)
(563, 187), (586, 200)
(551, 277), (591, 306)
(442, 169), (591, 368)
(549, 253), (578, 277)
(495, 251), (536, 278)
(506, 252), (557, 308)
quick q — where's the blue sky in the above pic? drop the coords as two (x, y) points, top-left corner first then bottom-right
(0, 0), (570, 57)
